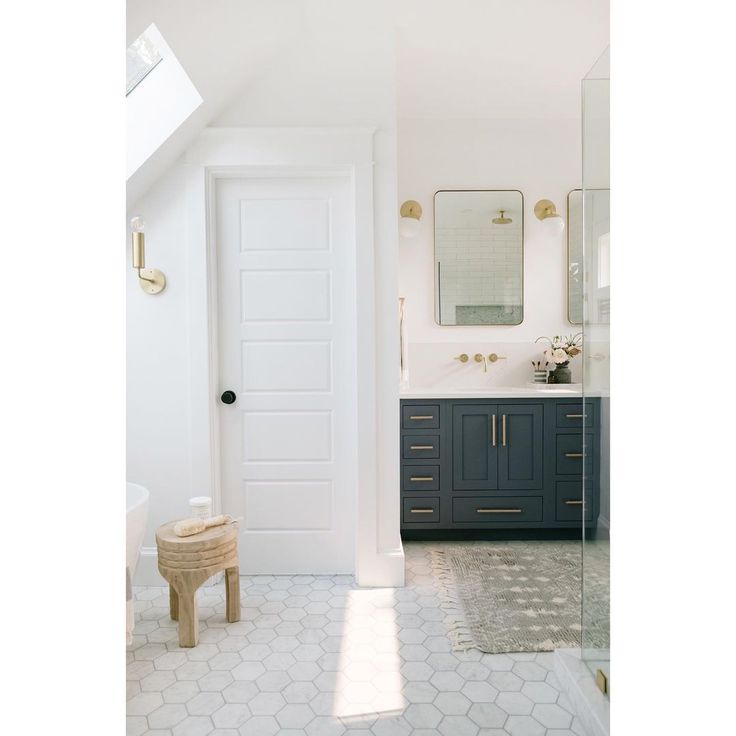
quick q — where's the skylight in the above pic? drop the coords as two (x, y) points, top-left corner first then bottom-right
(126, 30), (162, 95)
(126, 24), (203, 179)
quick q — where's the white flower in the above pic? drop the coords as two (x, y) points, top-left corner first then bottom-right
(552, 348), (568, 364)
(544, 348), (555, 363)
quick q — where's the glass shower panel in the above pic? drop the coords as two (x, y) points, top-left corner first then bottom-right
(582, 47), (610, 693)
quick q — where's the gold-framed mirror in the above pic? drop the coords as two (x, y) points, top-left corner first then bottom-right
(434, 189), (524, 325)
(567, 188), (610, 325)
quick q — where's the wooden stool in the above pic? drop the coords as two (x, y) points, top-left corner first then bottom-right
(156, 520), (240, 647)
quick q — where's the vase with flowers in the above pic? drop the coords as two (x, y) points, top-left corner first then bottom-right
(535, 333), (583, 384)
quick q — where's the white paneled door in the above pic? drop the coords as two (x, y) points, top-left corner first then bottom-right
(216, 174), (357, 573)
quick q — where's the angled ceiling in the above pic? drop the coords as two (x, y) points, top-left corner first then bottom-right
(126, 0), (300, 206)
(126, 0), (609, 205)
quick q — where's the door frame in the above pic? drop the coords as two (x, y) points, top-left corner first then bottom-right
(182, 127), (404, 586)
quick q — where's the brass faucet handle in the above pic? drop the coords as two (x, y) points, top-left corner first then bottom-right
(488, 353), (507, 363)
(474, 353), (484, 363)
(454, 353), (469, 363)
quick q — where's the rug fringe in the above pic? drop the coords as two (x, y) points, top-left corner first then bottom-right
(430, 548), (479, 651)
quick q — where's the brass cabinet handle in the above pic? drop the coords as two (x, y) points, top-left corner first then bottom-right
(410, 508), (435, 514)
(410, 476), (434, 482)
(502, 414), (507, 447)
(565, 452), (584, 458)
(409, 415), (434, 420)
(565, 413), (586, 419)
(410, 445), (434, 450)
(564, 499), (584, 506)
(477, 508), (522, 514)
(491, 414), (497, 447)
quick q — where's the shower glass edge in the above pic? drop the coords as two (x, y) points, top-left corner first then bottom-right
(581, 46), (610, 694)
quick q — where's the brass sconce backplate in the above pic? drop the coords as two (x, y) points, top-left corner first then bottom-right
(400, 200), (423, 220)
(138, 268), (166, 295)
(534, 198), (558, 220)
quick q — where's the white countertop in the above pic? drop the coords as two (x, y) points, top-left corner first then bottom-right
(400, 385), (587, 399)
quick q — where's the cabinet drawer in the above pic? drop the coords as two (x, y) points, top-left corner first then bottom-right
(402, 435), (440, 459)
(556, 434), (593, 475)
(402, 404), (440, 429)
(402, 497), (440, 523)
(452, 496), (543, 524)
(556, 403), (596, 429)
(402, 465), (440, 491)
(555, 481), (592, 522)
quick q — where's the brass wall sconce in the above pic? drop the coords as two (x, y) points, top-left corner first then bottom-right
(534, 199), (565, 235)
(130, 216), (166, 294)
(399, 200), (422, 238)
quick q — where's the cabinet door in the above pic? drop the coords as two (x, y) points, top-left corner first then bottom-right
(452, 405), (498, 490)
(497, 403), (543, 490)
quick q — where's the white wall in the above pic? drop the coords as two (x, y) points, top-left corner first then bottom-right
(128, 1), (403, 585)
(398, 117), (584, 386)
(127, 166), (193, 566)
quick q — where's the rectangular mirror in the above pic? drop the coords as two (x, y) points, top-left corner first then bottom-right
(567, 188), (610, 325)
(434, 190), (523, 325)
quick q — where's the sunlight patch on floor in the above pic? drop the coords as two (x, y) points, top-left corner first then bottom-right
(333, 587), (405, 721)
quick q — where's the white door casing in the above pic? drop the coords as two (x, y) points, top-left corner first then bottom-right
(216, 174), (358, 573)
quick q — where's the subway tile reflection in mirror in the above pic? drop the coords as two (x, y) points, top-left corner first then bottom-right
(434, 189), (524, 325)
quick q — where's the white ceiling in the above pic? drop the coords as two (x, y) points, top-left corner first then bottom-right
(126, 0), (609, 205)
(395, 0), (609, 120)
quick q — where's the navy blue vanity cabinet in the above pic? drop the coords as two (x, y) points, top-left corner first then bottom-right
(400, 397), (600, 534)
(452, 406), (499, 490)
(497, 404), (544, 491)
(452, 403), (543, 491)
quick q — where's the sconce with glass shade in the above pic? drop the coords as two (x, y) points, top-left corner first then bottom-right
(534, 199), (565, 235)
(399, 200), (422, 238)
(130, 216), (166, 294)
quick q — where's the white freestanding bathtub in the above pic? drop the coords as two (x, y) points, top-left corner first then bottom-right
(126, 482), (149, 642)
(127, 482), (150, 577)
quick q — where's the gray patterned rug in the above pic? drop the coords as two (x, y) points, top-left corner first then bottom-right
(431, 541), (586, 653)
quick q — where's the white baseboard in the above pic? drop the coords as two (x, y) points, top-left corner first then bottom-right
(133, 547), (165, 586)
(356, 547), (405, 588)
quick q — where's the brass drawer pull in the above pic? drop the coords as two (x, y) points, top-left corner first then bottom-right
(410, 445), (434, 450)
(410, 508), (435, 514)
(565, 452), (584, 458)
(565, 413), (586, 419)
(502, 414), (507, 447)
(491, 414), (497, 447)
(564, 499), (583, 506)
(476, 508), (522, 514)
(409, 415), (434, 420)
(410, 476), (434, 482)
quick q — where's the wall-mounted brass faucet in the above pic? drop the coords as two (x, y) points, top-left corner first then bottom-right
(453, 352), (507, 372)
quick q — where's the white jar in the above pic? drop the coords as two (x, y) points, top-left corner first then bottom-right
(189, 496), (212, 519)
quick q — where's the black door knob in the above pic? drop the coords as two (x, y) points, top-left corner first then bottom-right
(220, 390), (237, 405)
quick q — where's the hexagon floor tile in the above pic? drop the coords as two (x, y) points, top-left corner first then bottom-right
(128, 542), (585, 735)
